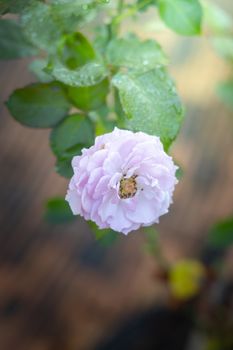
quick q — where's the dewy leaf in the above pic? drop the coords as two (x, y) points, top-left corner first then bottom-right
(48, 60), (108, 87)
(48, 32), (108, 87)
(208, 217), (233, 249)
(94, 25), (110, 56)
(21, 1), (62, 52)
(48, 0), (107, 32)
(106, 35), (168, 72)
(6, 83), (70, 128)
(0, 19), (37, 59)
(49, 0), (107, 13)
(29, 59), (53, 83)
(49, 0), (88, 18)
(58, 32), (96, 70)
(50, 114), (94, 158)
(112, 68), (184, 150)
(45, 197), (75, 224)
(158, 0), (203, 35)
(217, 79), (233, 110)
(67, 78), (109, 111)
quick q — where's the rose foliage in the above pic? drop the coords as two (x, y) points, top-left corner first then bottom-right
(1, 0), (206, 236)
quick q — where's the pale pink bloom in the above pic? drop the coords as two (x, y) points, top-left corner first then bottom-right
(66, 128), (178, 234)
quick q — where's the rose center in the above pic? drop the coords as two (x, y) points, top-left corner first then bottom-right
(119, 175), (137, 199)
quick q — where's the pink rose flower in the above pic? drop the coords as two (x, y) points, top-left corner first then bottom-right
(66, 128), (178, 234)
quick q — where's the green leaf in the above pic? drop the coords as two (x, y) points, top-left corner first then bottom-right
(211, 37), (233, 63)
(58, 32), (96, 70)
(0, 19), (37, 59)
(112, 68), (184, 150)
(176, 164), (184, 180)
(49, 0), (107, 11)
(49, 0), (107, 32)
(217, 79), (233, 110)
(202, 0), (233, 35)
(47, 33), (108, 87)
(89, 106), (116, 135)
(49, 1), (95, 14)
(0, 0), (35, 15)
(44, 197), (75, 224)
(208, 217), (233, 249)
(55, 157), (73, 178)
(48, 32), (108, 87)
(6, 82), (70, 128)
(50, 114), (94, 158)
(47, 60), (108, 87)
(158, 0), (203, 35)
(88, 221), (118, 246)
(29, 59), (53, 83)
(114, 88), (126, 128)
(106, 35), (168, 72)
(21, 1), (62, 52)
(67, 78), (109, 111)
(94, 25), (111, 55)
(0, 1), (8, 15)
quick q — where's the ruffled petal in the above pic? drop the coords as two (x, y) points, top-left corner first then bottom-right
(65, 189), (81, 215)
(66, 127), (177, 234)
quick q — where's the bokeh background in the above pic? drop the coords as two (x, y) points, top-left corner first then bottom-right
(0, 1), (233, 349)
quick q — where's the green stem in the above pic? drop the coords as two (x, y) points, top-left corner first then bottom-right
(117, 0), (124, 14)
(143, 227), (168, 269)
(110, 0), (125, 37)
(112, 0), (153, 26)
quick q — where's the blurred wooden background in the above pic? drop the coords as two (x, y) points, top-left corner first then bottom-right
(0, 5), (233, 350)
